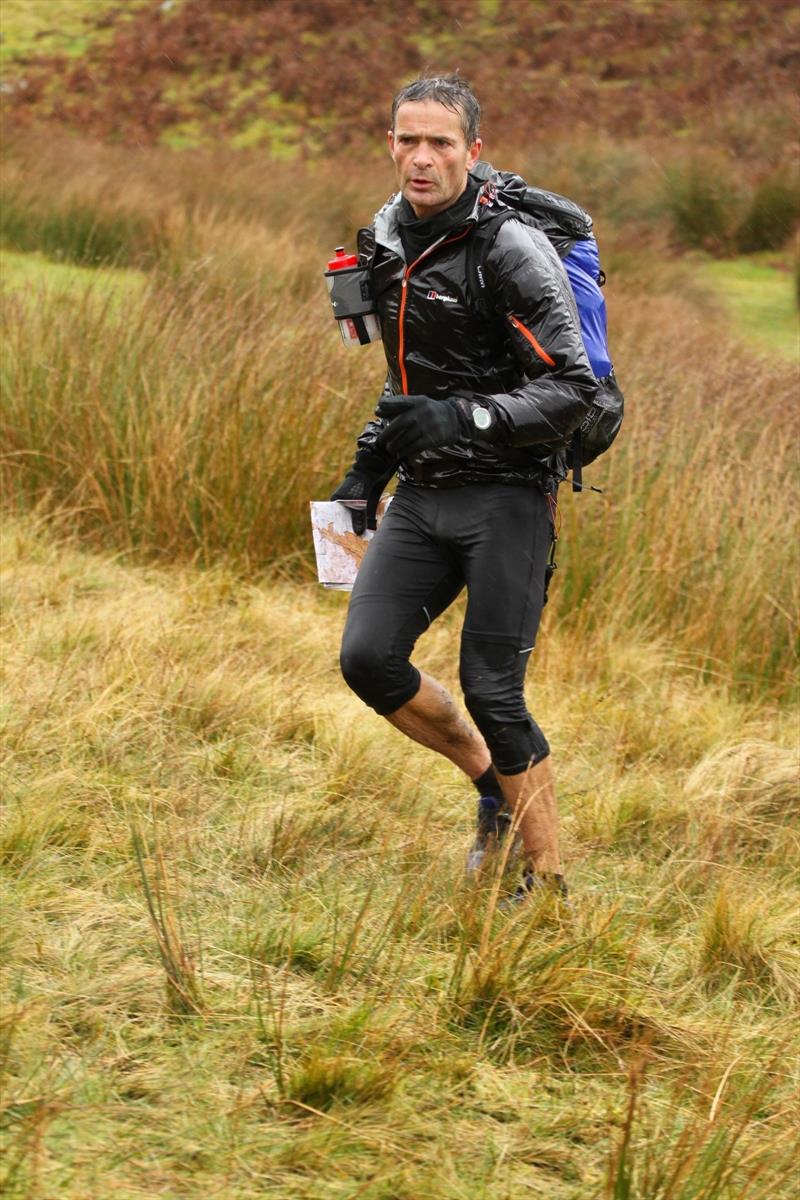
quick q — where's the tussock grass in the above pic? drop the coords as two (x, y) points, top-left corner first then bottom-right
(1, 131), (798, 1195)
(0, 133), (382, 271)
(0, 274), (377, 569)
(130, 825), (205, 1017)
(2, 161), (797, 699)
(698, 882), (798, 1003)
(604, 1042), (799, 1200)
(665, 158), (741, 253)
(684, 740), (800, 869)
(570, 280), (798, 689)
(1, 518), (797, 1197)
(736, 171), (800, 254)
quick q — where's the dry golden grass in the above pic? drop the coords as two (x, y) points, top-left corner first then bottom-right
(1, 517), (797, 1198)
(1, 133), (798, 1197)
(2, 212), (796, 698)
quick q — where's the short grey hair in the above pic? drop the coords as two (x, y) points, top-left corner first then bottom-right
(390, 75), (481, 146)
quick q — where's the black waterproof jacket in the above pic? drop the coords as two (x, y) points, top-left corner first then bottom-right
(355, 174), (598, 487)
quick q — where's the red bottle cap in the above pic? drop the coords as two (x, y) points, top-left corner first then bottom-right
(327, 246), (358, 270)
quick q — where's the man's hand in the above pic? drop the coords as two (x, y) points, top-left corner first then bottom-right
(376, 395), (467, 458)
(330, 470), (372, 536)
(376, 394), (498, 459)
(330, 450), (395, 536)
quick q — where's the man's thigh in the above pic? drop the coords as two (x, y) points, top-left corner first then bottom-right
(444, 483), (554, 651)
(449, 484), (553, 731)
(345, 484), (464, 656)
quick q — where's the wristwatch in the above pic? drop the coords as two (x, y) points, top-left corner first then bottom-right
(471, 405), (493, 433)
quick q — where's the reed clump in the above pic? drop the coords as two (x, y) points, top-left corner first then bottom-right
(1, 131), (798, 1196)
(1, 516), (797, 1198)
(2, 143), (797, 700)
(1, 32), (797, 1194)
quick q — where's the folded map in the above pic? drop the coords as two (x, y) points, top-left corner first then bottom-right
(309, 498), (391, 590)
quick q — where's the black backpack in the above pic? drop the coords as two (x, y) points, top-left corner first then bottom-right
(468, 162), (624, 492)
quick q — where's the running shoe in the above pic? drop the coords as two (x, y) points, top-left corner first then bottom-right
(500, 871), (570, 910)
(466, 795), (518, 875)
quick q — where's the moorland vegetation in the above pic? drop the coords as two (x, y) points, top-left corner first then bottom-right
(1, 2), (798, 1197)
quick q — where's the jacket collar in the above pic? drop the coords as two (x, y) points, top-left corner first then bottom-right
(373, 181), (504, 262)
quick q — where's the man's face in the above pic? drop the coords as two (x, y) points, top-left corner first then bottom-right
(388, 99), (482, 218)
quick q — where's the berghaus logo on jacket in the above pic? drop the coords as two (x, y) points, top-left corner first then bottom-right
(426, 289), (458, 303)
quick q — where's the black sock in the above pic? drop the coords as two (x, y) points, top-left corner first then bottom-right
(473, 765), (504, 802)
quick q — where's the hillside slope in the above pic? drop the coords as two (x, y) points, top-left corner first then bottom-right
(1, 0), (797, 160)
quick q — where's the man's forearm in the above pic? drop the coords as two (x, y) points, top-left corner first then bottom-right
(486, 374), (596, 448)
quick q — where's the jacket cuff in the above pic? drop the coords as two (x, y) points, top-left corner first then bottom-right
(351, 443), (397, 481)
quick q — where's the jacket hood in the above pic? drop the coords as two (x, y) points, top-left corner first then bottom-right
(470, 160), (594, 242)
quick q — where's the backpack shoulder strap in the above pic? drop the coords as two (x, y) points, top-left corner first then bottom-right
(466, 208), (519, 317)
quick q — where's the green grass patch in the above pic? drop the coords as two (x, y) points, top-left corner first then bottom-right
(697, 255), (799, 360)
(0, 248), (146, 304)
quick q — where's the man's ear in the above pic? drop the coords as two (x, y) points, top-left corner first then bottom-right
(387, 129), (395, 158)
(467, 137), (483, 170)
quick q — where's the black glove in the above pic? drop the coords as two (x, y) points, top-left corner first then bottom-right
(330, 450), (395, 535)
(376, 394), (498, 459)
(375, 395), (464, 459)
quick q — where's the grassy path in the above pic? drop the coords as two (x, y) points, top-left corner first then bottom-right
(2, 518), (797, 1198)
(697, 255), (798, 360)
(0, 248), (146, 302)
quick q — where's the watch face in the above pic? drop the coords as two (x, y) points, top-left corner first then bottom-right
(473, 406), (492, 431)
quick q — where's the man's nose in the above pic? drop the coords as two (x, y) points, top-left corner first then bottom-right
(412, 141), (434, 168)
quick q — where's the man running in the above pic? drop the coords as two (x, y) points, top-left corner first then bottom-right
(330, 75), (597, 900)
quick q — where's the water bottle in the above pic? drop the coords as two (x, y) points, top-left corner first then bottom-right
(324, 247), (381, 347)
